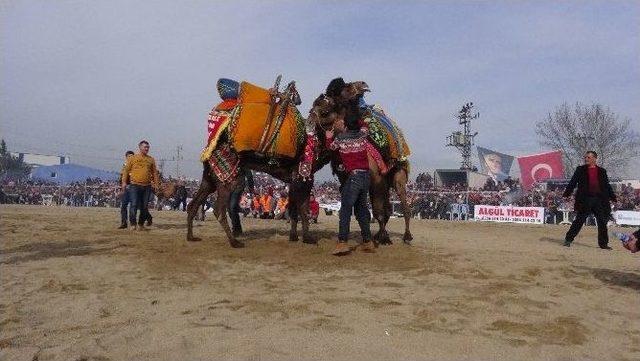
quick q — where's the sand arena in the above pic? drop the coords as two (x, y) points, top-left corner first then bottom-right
(1, 205), (639, 361)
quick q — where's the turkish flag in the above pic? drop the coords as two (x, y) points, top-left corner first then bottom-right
(517, 151), (564, 190)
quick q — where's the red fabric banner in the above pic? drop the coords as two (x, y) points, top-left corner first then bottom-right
(517, 150), (564, 190)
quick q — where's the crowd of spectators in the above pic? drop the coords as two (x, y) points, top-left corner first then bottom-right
(2, 174), (639, 225)
(1, 178), (120, 207)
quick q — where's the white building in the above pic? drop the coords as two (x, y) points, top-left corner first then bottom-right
(11, 152), (70, 167)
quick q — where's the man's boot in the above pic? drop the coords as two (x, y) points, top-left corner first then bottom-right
(118, 223), (127, 229)
(331, 242), (351, 256)
(358, 241), (376, 253)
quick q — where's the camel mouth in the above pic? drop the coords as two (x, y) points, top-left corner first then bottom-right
(357, 81), (370, 93)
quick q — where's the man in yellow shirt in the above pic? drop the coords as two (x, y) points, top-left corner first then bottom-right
(121, 140), (160, 230)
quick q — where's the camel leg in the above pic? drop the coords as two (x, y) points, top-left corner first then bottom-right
(393, 167), (413, 244)
(186, 169), (215, 242)
(287, 180), (301, 242)
(370, 187), (387, 247)
(296, 180), (315, 244)
(369, 159), (391, 245)
(214, 181), (244, 248)
(199, 202), (206, 221)
(288, 212), (299, 243)
(380, 191), (392, 245)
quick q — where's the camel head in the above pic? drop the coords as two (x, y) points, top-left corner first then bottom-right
(339, 81), (370, 103)
(308, 80), (371, 134)
(308, 93), (344, 132)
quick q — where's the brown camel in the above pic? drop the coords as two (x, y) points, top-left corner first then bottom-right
(314, 82), (413, 245)
(154, 182), (177, 210)
(186, 85), (334, 248)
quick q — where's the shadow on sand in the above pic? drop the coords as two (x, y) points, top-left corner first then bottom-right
(538, 237), (598, 249)
(580, 267), (640, 291)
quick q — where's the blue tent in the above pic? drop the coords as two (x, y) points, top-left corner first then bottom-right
(31, 164), (119, 184)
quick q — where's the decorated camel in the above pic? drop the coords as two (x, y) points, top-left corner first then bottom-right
(186, 77), (412, 247)
(186, 77), (331, 247)
(312, 78), (413, 245)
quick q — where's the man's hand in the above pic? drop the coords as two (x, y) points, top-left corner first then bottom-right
(325, 130), (334, 139)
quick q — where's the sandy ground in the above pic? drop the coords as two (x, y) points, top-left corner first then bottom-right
(0, 205), (639, 361)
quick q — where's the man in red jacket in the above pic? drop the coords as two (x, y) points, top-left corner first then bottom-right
(562, 151), (617, 249)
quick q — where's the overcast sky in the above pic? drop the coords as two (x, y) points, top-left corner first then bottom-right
(1, 0), (639, 180)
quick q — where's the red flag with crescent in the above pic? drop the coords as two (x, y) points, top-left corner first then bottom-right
(517, 150), (564, 190)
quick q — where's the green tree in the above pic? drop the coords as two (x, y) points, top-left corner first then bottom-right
(0, 139), (31, 179)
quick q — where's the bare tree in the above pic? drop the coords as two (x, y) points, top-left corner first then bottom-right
(536, 102), (640, 177)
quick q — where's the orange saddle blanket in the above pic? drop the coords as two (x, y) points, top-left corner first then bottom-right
(230, 82), (305, 159)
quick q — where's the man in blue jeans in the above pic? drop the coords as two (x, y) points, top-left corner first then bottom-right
(228, 168), (254, 236)
(118, 150), (134, 229)
(326, 117), (375, 256)
(122, 140), (160, 231)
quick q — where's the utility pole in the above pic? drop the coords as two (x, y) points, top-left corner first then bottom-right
(173, 145), (183, 178)
(446, 102), (479, 170)
(157, 158), (167, 177)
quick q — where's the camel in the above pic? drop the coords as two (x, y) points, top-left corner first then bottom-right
(313, 81), (413, 245)
(154, 182), (177, 210)
(186, 83), (334, 247)
(186, 79), (412, 248)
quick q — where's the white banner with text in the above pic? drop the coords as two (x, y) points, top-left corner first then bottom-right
(613, 211), (640, 226)
(474, 205), (545, 224)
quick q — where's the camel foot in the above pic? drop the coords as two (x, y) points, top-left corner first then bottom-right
(187, 236), (202, 242)
(289, 233), (299, 242)
(230, 240), (245, 248)
(378, 231), (392, 245)
(403, 232), (413, 244)
(302, 235), (317, 245)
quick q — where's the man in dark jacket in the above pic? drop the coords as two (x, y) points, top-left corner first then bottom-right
(173, 181), (188, 211)
(562, 151), (617, 249)
(228, 168), (254, 236)
(118, 150), (135, 229)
